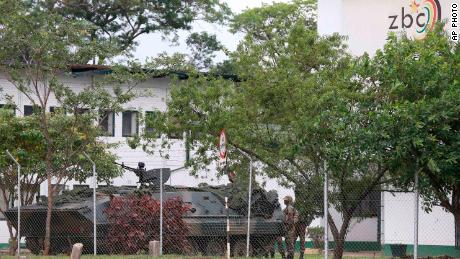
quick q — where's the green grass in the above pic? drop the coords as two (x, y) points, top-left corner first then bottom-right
(1, 255), (386, 259)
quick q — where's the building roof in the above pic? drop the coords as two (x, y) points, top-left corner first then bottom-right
(69, 64), (239, 81)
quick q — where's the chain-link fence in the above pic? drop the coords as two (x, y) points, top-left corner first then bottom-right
(0, 174), (459, 258)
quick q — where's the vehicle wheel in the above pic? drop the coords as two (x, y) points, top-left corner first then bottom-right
(252, 236), (272, 257)
(25, 237), (42, 255)
(50, 238), (72, 255)
(205, 238), (226, 256)
(184, 238), (200, 256)
(233, 238), (253, 257)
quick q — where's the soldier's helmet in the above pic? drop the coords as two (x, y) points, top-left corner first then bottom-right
(283, 195), (293, 203)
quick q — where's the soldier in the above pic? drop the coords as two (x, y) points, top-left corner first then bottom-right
(268, 236), (285, 259)
(294, 216), (307, 259)
(283, 196), (298, 259)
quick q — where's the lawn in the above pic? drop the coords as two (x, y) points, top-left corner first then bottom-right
(1, 254), (384, 259)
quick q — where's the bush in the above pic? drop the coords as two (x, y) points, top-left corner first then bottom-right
(104, 194), (190, 254)
(307, 226), (324, 249)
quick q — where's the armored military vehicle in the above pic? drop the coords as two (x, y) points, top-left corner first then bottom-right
(4, 163), (284, 256)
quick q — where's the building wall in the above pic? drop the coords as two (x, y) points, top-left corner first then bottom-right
(326, 208), (379, 242)
(383, 192), (455, 246)
(319, 0), (459, 56)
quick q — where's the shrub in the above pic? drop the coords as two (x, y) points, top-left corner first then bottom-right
(104, 194), (190, 254)
(307, 226), (324, 249)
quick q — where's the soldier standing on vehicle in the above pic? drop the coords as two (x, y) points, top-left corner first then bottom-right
(283, 196), (299, 259)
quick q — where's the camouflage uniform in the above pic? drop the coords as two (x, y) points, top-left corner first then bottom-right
(283, 196), (298, 259)
(269, 236), (285, 259)
(294, 221), (307, 259)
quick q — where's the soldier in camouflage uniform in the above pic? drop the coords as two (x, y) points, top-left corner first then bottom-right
(294, 216), (307, 259)
(269, 236), (285, 259)
(283, 196), (299, 259)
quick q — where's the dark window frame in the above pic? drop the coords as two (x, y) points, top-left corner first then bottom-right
(122, 110), (139, 137)
(99, 111), (115, 137)
(24, 105), (43, 116)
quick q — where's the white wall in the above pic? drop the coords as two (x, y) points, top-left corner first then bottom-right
(383, 192), (455, 246)
(327, 208), (379, 242)
(318, 0), (459, 56)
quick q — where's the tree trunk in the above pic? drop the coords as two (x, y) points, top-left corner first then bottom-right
(333, 234), (346, 259)
(328, 211), (352, 259)
(43, 173), (53, 255)
(333, 216), (352, 259)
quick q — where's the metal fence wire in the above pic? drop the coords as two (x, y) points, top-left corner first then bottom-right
(0, 175), (459, 258)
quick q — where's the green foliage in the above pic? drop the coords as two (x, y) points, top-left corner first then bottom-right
(0, 2), (147, 253)
(368, 25), (460, 216)
(186, 32), (225, 69)
(230, 0), (316, 39)
(0, 109), (45, 205)
(33, 0), (232, 59)
(139, 2), (402, 258)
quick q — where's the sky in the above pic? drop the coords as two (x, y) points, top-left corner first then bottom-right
(131, 0), (290, 63)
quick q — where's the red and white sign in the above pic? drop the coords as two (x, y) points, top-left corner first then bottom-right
(219, 129), (227, 159)
(219, 129), (227, 167)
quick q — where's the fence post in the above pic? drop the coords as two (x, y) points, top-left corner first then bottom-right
(226, 197), (230, 259)
(414, 164), (419, 259)
(160, 167), (163, 256)
(6, 150), (21, 259)
(324, 162), (328, 259)
(246, 158), (253, 257)
(83, 152), (97, 255)
(71, 243), (84, 259)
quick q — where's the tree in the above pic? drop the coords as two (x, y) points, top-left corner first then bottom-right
(142, 1), (395, 258)
(0, 109), (44, 255)
(0, 106), (122, 254)
(186, 32), (225, 70)
(35, 0), (232, 61)
(0, 2), (141, 254)
(368, 25), (460, 247)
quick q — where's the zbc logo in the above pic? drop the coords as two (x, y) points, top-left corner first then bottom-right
(388, 0), (442, 38)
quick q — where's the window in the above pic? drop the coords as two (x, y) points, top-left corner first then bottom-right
(100, 111), (115, 137)
(122, 111), (138, 137)
(24, 105), (43, 116)
(145, 111), (161, 138)
(49, 106), (55, 113)
(24, 105), (34, 116)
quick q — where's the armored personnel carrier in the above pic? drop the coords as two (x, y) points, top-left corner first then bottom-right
(4, 163), (284, 256)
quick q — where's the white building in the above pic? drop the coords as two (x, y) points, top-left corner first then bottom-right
(318, 0), (459, 256)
